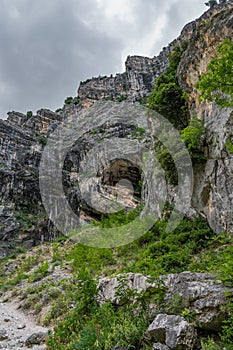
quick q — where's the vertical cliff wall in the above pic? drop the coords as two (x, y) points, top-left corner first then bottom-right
(0, 2), (232, 256)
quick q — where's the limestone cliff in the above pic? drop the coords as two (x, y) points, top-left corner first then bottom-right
(0, 2), (232, 256)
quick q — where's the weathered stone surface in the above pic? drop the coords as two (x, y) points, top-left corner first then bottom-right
(146, 314), (197, 349)
(153, 343), (169, 350)
(162, 272), (232, 331)
(98, 273), (153, 304)
(0, 301), (48, 349)
(0, 329), (8, 341)
(191, 106), (233, 234)
(25, 331), (48, 346)
(0, 109), (65, 255)
(98, 272), (233, 331)
(176, 1), (233, 234)
(178, 2), (233, 108)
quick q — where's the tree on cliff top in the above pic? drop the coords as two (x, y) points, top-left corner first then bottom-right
(196, 38), (233, 108)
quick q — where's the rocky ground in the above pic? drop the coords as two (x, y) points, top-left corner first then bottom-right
(0, 301), (48, 350)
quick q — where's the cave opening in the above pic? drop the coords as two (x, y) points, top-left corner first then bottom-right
(101, 159), (142, 208)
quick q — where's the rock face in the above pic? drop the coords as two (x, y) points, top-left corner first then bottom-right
(0, 2), (233, 254)
(98, 272), (233, 333)
(177, 2), (233, 233)
(0, 110), (64, 256)
(97, 272), (233, 349)
(146, 314), (197, 350)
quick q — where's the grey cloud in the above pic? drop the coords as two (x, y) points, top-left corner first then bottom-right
(0, 0), (206, 119)
(0, 0), (123, 118)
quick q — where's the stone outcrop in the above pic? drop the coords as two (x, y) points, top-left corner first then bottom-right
(177, 2), (233, 233)
(97, 272), (233, 349)
(98, 272), (233, 333)
(146, 314), (197, 350)
(0, 110), (65, 256)
(78, 2), (232, 109)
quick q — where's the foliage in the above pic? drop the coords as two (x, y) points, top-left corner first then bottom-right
(225, 137), (233, 153)
(196, 39), (233, 108)
(221, 299), (233, 347)
(148, 43), (189, 129)
(65, 244), (115, 276)
(26, 111), (33, 117)
(132, 126), (146, 138)
(38, 136), (47, 145)
(181, 116), (206, 161)
(95, 205), (142, 229)
(205, 0), (218, 7)
(1, 208), (233, 348)
(205, 0), (231, 7)
(64, 96), (73, 105)
(156, 116), (206, 185)
(14, 210), (46, 230)
(201, 337), (222, 350)
(156, 146), (178, 185)
(64, 96), (80, 105)
(118, 217), (214, 277)
(117, 94), (128, 102)
(47, 269), (151, 349)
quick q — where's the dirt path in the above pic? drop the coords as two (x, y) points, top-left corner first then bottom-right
(0, 301), (48, 349)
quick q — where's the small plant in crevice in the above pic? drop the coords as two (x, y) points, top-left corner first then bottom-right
(26, 111), (33, 118)
(201, 337), (222, 350)
(132, 126), (146, 140)
(38, 136), (47, 145)
(64, 96), (73, 105)
(225, 136), (233, 153)
(117, 94), (128, 102)
(181, 116), (206, 162)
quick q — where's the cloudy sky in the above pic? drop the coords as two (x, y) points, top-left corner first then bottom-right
(0, 0), (207, 119)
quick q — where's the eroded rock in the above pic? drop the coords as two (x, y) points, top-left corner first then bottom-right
(146, 314), (197, 349)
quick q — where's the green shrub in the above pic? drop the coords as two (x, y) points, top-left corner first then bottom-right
(181, 116), (206, 162)
(201, 337), (222, 350)
(26, 111), (33, 117)
(226, 137), (233, 153)
(196, 38), (233, 108)
(155, 116), (206, 185)
(64, 96), (73, 105)
(38, 136), (47, 145)
(221, 300), (233, 348)
(117, 94), (128, 102)
(47, 269), (151, 349)
(148, 43), (189, 129)
(156, 146), (178, 185)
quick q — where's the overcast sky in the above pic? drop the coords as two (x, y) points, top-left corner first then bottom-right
(0, 0), (207, 119)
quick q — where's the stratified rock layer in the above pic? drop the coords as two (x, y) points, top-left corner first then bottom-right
(0, 2), (232, 255)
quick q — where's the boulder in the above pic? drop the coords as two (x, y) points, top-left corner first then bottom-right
(98, 272), (233, 331)
(146, 314), (197, 349)
(25, 331), (48, 346)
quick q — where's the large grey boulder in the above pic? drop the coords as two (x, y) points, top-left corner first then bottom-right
(162, 272), (232, 331)
(98, 272), (233, 331)
(97, 273), (153, 304)
(146, 314), (197, 349)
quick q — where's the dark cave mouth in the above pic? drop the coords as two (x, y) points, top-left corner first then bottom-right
(101, 159), (142, 206)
